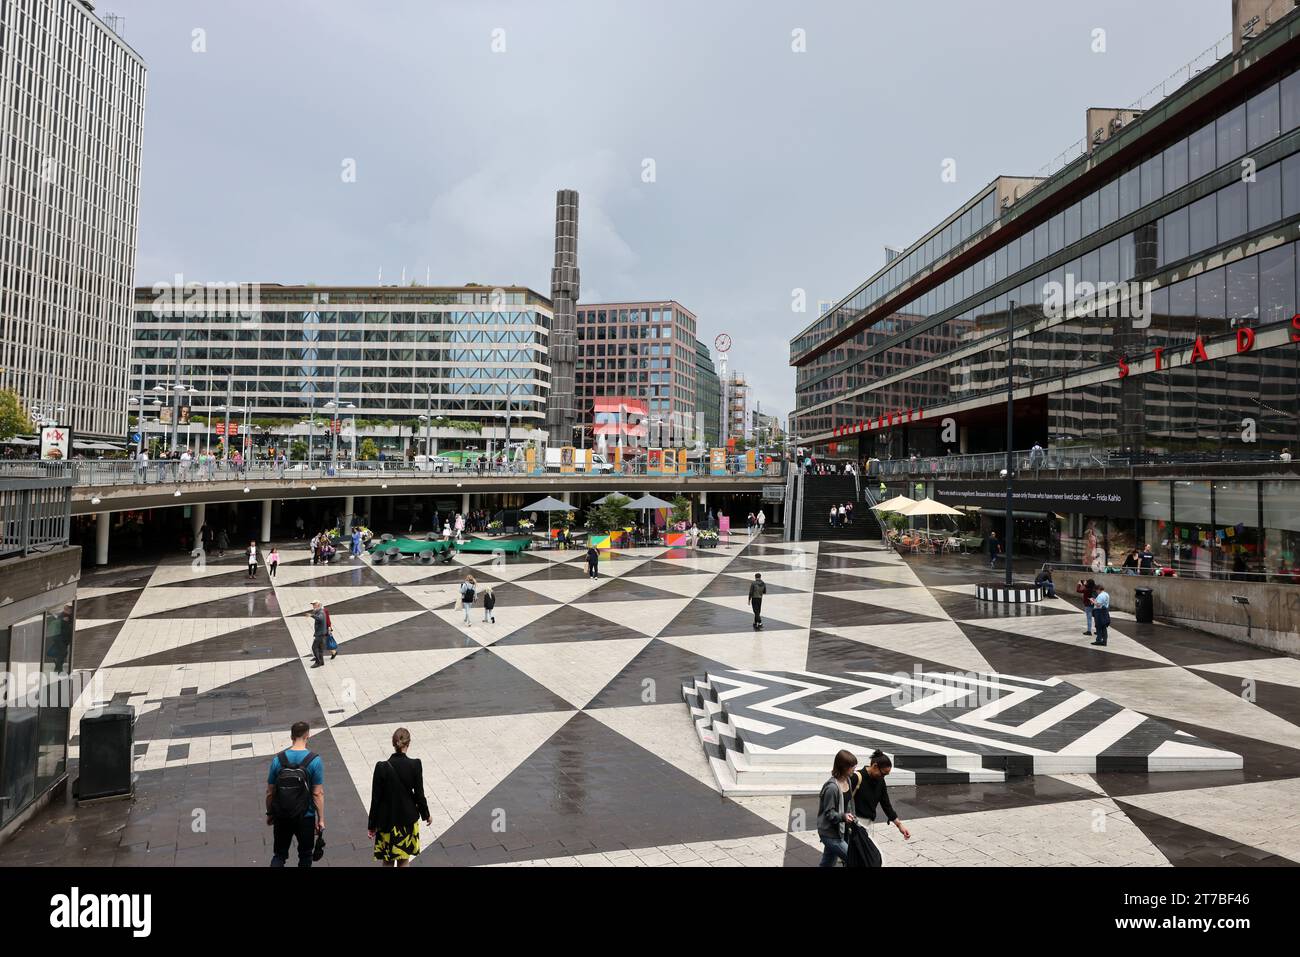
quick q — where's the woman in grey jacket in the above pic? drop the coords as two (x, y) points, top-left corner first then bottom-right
(816, 749), (857, 867)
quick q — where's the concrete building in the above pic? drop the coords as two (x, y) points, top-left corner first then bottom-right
(130, 284), (552, 457)
(0, 0), (147, 441)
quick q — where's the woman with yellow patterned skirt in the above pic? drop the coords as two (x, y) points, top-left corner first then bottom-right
(367, 728), (431, 866)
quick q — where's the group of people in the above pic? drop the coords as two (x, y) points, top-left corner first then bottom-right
(456, 573), (496, 625)
(265, 720), (431, 868)
(1118, 544), (1163, 576)
(1075, 579), (1113, 646)
(828, 502), (854, 528)
(745, 510), (767, 534)
(816, 748), (912, 867)
(800, 455), (856, 476)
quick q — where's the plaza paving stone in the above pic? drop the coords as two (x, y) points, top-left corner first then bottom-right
(3, 533), (1298, 867)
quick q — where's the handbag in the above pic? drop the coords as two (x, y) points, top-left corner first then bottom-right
(845, 820), (882, 867)
(326, 631), (338, 651)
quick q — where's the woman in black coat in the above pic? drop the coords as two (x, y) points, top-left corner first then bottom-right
(367, 727), (432, 867)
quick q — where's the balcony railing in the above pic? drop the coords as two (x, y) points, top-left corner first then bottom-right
(0, 457), (786, 489)
(0, 475), (73, 559)
(869, 448), (1297, 481)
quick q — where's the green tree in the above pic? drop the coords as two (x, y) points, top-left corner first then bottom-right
(358, 438), (379, 461)
(670, 494), (693, 527)
(0, 389), (29, 440)
(290, 439), (308, 461)
(586, 495), (634, 533)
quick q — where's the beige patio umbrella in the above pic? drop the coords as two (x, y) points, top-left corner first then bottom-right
(895, 497), (964, 539)
(872, 494), (916, 512)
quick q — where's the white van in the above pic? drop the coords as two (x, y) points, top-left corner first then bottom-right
(543, 448), (613, 473)
(413, 454), (456, 473)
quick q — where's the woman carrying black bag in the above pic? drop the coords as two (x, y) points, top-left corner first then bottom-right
(847, 750), (912, 866)
(367, 727), (432, 867)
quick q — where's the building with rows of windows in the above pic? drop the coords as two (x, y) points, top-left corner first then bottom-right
(790, 2), (1300, 580)
(574, 300), (711, 447)
(130, 284), (552, 457)
(0, 0), (146, 441)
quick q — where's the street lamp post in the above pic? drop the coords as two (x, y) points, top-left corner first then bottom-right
(1004, 298), (1016, 588)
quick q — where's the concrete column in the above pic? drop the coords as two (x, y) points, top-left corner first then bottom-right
(344, 495), (354, 531)
(261, 499), (272, 543)
(191, 502), (205, 545)
(461, 493), (470, 513)
(561, 491), (572, 504)
(698, 491), (707, 505)
(386, 496), (395, 521)
(95, 511), (110, 566)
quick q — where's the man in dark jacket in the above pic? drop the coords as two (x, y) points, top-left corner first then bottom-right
(308, 601), (327, 668)
(748, 573), (767, 630)
(585, 545), (599, 579)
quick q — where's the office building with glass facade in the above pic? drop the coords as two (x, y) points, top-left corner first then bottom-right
(694, 339), (722, 447)
(792, 7), (1300, 579)
(130, 284), (553, 453)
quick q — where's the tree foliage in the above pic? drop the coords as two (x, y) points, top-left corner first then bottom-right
(358, 438), (379, 460)
(0, 389), (30, 440)
(586, 495), (633, 533)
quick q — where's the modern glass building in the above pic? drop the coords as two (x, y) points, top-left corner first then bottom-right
(130, 284), (553, 453)
(0, 0), (147, 440)
(694, 339), (722, 447)
(791, 5), (1300, 577)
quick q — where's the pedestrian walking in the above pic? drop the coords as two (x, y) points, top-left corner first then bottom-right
(307, 600), (328, 667)
(1091, 584), (1112, 647)
(350, 526), (361, 559)
(757, 508), (766, 533)
(817, 749), (857, 867)
(748, 573), (766, 630)
(367, 727), (431, 867)
(829, 505), (838, 529)
(585, 545), (600, 579)
(988, 531), (1003, 568)
(268, 545), (280, 580)
(481, 586), (496, 623)
(1076, 578), (1098, 637)
(838, 504), (847, 527)
(265, 720), (325, 867)
(459, 574), (477, 626)
(216, 527), (229, 559)
(849, 750), (911, 847)
(247, 541), (258, 579)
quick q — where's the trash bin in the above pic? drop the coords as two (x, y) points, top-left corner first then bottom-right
(1134, 587), (1154, 624)
(76, 704), (135, 802)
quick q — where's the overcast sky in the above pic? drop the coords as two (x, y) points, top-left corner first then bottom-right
(111, 0), (1228, 423)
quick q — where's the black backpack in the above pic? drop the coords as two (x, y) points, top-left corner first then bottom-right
(461, 582), (475, 604)
(271, 750), (318, 820)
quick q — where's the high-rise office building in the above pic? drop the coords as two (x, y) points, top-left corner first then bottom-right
(0, 0), (147, 440)
(694, 339), (721, 446)
(545, 189), (580, 445)
(574, 300), (702, 446)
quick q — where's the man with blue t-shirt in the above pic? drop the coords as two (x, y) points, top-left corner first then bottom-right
(265, 720), (325, 867)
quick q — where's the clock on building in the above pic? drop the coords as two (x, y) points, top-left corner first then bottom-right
(713, 333), (731, 354)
